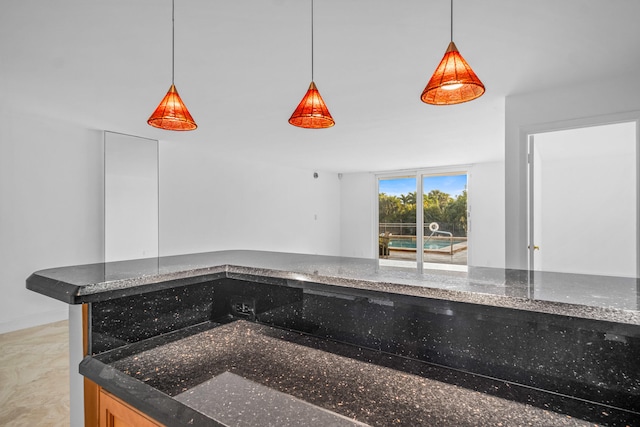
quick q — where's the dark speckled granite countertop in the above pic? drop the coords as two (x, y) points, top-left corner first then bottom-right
(27, 250), (640, 324)
(31, 250), (639, 425)
(81, 320), (599, 427)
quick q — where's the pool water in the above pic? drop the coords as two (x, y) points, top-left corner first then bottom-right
(388, 239), (456, 250)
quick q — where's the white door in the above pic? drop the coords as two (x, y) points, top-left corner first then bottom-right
(105, 132), (159, 262)
(528, 121), (638, 277)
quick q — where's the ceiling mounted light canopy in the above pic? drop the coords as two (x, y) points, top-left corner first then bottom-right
(289, 0), (335, 129)
(148, 0), (197, 131)
(421, 0), (485, 105)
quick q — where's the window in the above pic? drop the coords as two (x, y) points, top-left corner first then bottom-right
(378, 169), (468, 271)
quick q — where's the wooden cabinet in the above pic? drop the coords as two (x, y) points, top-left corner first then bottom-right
(83, 306), (163, 427)
(98, 387), (163, 427)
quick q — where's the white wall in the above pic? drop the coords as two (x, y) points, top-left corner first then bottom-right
(468, 161), (505, 268)
(505, 79), (640, 270)
(339, 162), (505, 268)
(159, 141), (342, 257)
(340, 172), (376, 259)
(0, 109), (104, 333)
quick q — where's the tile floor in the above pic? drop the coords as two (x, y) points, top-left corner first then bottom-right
(0, 320), (70, 426)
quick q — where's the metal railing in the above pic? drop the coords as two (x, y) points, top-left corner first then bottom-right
(379, 222), (467, 237)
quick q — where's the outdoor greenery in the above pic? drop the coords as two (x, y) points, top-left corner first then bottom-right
(379, 190), (468, 236)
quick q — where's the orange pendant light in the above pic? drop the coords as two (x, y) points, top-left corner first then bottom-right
(289, 0), (335, 129)
(421, 0), (484, 105)
(289, 81), (334, 128)
(148, 0), (197, 131)
(148, 84), (197, 131)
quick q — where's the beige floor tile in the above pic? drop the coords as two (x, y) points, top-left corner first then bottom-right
(0, 321), (70, 426)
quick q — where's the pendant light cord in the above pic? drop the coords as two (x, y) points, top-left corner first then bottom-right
(450, 0), (453, 42)
(172, 0), (175, 84)
(311, 0), (314, 82)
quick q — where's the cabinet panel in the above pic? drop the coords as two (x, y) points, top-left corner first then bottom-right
(99, 389), (163, 427)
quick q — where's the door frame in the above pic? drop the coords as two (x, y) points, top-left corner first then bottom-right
(522, 113), (640, 277)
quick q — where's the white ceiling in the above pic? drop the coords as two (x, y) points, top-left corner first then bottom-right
(2, 0), (639, 173)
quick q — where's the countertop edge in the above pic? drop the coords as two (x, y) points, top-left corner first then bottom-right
(79, 357), (225, 427)
(26, 250), (640, 325)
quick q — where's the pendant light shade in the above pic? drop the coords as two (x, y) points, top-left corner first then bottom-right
(289, 82), (335, 129)
(148, 84), (197, 131)
(421, 0), (484, 105)
(421, 41), (485, 105)
(289, 0), (334, 129)
(147, 0), (197, 131)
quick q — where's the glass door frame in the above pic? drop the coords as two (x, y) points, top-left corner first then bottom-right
(375, 165), (471, 271)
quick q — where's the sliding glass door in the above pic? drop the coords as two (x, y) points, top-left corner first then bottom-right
(422, 173), (468, 268)
(378, 170), (468, 271)
(378, 176), (418, 265)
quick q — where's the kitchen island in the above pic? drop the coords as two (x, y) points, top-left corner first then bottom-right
(27, 250), (640, 426)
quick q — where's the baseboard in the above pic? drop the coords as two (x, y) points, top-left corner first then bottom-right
(0, 308), (69, 334)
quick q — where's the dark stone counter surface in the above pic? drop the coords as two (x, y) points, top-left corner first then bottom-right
(26, 250), (640, 324)
(81, 320), (599, 427)
(28, 250), (640, 425)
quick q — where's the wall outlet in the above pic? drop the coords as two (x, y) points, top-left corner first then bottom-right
(230, 299), (256, 320)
